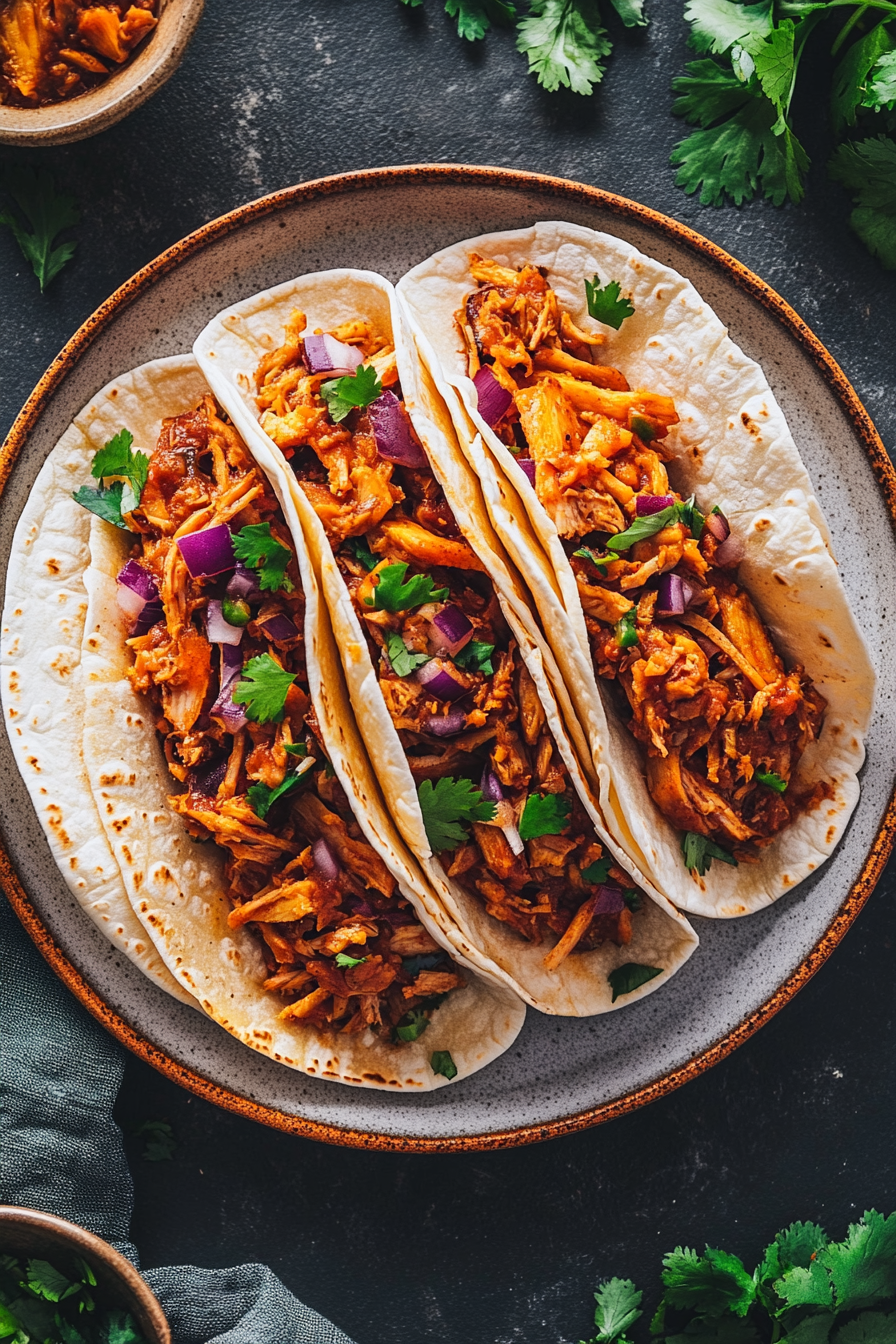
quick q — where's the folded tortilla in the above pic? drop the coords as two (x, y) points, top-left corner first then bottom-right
(396, 223), (877, 918)
(4, 354), (526, 1089)
(194, 271), (698, 1014)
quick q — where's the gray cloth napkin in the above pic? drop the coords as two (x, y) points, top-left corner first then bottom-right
(0, 893), (354, 1344)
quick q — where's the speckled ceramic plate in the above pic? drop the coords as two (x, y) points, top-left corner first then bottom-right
(2, 166), (895, 1151)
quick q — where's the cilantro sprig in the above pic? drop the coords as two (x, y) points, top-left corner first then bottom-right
(232, 523), (294, 593)
(365, 562), (449, 613)
(247, 768), (305, 820)
(321, 364), (382, 422)
(608, 962), (663, 1002)
(452, 639), (496, 674)
(681, 830), (738, 875)
(606, 496), (703, 553)
(384, 631), (431, 678)
(232, 654), (296, 724)
(73, 429), (149, 529)
(417, 776), (497, 851)
(585, 276), (635, 328)
(0, 166), (79, 291)
(431, 1049), (458, 1079)
(0, 1251), (149, 1344)
(756, 769), (788, 793)
(518, 791), (571, 840)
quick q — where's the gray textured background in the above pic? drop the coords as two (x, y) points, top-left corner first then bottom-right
(1, 2), (895, 1342)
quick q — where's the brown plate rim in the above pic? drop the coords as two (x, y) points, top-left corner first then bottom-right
(2, 163), (895, 1152)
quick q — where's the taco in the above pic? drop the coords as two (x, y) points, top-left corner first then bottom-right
(395, 223), (876, 918)
(194, 271), (698, 1015)
(5, 354), (526, 1090)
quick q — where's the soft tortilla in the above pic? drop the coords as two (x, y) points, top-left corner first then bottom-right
(396, 223), (877, 917)
(194, 273), (698, 1014)
(23, 355), (525, 1089)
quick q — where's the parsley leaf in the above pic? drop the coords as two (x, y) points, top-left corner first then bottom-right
(335, 952), (368, 968)
(518, 791), (571, 840)
(452, 639), (495, 674)
(608, 962), (663, 1002)
(615, 608), (639, 649)
(581, 854), (613, 884)
(417, 776), (496, 851)
(516, 0), (612, 95)
(247, 769), (305, 820)
(232, 523), (294, 594)
(365, 562), (449, 612)
(130, 1118), (176, 1162)
(589, 1277), (643, 1343)
(384, 631), (431, 678)
(574, 545), (610, 574)
(0, 166), (79, 291)
(584, 276), (635, 329)
(681, 831), (738, 874)
(446, 0), (516, 41)
(430, 1049), (458, 1079)
(394, 1008), (430, 1042)
(345, 535), (379, 571)
(321, 365), (382, 423)
(756, 769), (788, 792)
(232, 653), (296, 723)
(662, 1246), (756, 1317)
(830, 136), (896, 271)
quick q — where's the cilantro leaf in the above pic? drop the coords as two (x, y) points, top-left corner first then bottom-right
(232, 523), (294, 594)
(756, 769), (787, 792)
(677, 494), (705, 537)
(345, 535), (379, 571)
(321, 365), (382, 423)
(581, 854), (613, 884)
(822, 1209), (896, 1312)
(662, 1246), (756, 1317)
(516, 0), (612, 96)
(518, 791), (571, 840)
(232, 653), (296, 723)
(605, 503), (679, 551)
(863, 50), (896, 112)
(585, 277), (635, 329)
(615, 608), (639, 649)
(605, 0), (646, 30)
(384, 631), (431, 678)
(758, 1220), (828, 1298)
(103, 1310), (147, 1344)
(430, 1049), (458, 1079)
(748, 20), (796, 116)
(130, 1118), (176, 1162)
(247, 769), (304, 820)
(25, 1258), (75, 1302)
(335, 952), (368, 968)
(452, 639), (495, 674)
(681, 831), (738, 874)
(72, 480), (130, 531)
(775, 1258), (834, 1312)
(417, 776), (496, 851)
(832, 22), (894, 131)
(608, 962), (663, 1002)
(683, 0), (773, 57)
(671, 61), (808, 207)
(284, 742), (308, 758)
(91, 429), (149, 515)
(834, 1311), (896, 1344)
(394, 1008), (430, 1042)
(445, 0), (516, 41)
(829, 136), (896, 271)
(365, 562), (449, 612)
(0, 167), (79, 291)
(590, 1277), (642, 1342)
(573, 545), (611, 574)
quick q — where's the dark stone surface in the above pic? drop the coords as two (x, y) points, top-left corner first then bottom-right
(2, 3), (895, 1341)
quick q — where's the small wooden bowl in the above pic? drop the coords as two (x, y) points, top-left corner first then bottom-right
(0, 0), (203, 146)
(0, 1205), (170, 1344)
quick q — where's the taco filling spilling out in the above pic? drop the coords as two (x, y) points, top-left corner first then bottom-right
(456, 255), (829, 873)
(74, 394), (466, 1042)
(254, 315), (649, 970)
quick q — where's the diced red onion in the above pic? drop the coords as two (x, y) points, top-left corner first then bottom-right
(116, 561), (163, 634)
(692, 632), (718, 660)
(594, 885), (626, 915)
(480, 769), (504, 803)
(176, 524), (235, 579)
(425, 711), (467, 737)
(715, 533), (745, 566)
(303, 333), (364, 377)
(117, 559), (158, 601)
(206, 599), (244, 646)
(656, 573), (687, 617)
(415, 659), (468, 701)
(636, 494), (675, 516)
(116, 584), (147, 621)
(517, 458), (536, 486)
(430, 605), (473, 656)
(131, 599), (164, 637)
(210, 644), (247, 732)
(473, 366), (513, 427)
(346, 894), (373, 917)
(368, 391), (428, 467)
(190, 757), (228, 798)
(226, 562), (261, 601)
(258, 612), (299, 642)
(379, 908), (417, 927)
(312, 838), (340, 881)
(704, 508), (731, 542)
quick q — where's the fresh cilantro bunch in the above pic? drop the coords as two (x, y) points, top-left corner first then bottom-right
(580, 1209), (896, 1344)
(399, 0), (647, 94)
(0, 166), (79, 291)
(672, 0), (896, 268)
(72, 430), (150, 529)
(0, 1252), (148, 1343)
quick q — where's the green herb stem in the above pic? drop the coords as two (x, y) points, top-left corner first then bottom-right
(830, 2), (870, 55)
